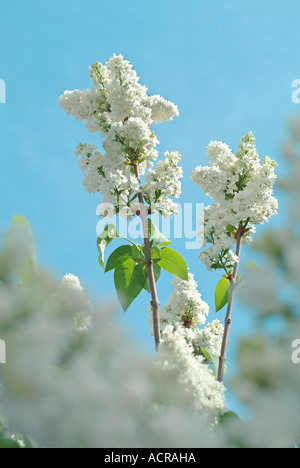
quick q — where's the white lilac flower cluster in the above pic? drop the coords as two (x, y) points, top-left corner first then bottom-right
(60, 55), (182, 218)
(240, 118), (300, 318)
(158, 326), (226, 422)
(150, 274), (226, 422)
(144, 151), (183, 217)
(191, 132), (278, 271)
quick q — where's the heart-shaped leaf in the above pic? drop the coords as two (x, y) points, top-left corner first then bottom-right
(105, 245), (133, 273)
(158, 247), (188, 281)
(114, 260), (146, 311)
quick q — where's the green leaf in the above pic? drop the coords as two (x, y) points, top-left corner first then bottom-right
(200, 347), (211, 361)
(211, 263), (223, 270)
(97, 224), (117, 269)
(158, 248), (188, 281)
(118, 235), (140, 250)
(200, 347), (227, 378)
(4, 215), (37, 285)
(211, 357), (220, 378)
(215, 277), (231, 313)
(105, 245), (133, 273)
(142, 245), (161, 292)
(132, 243), (145, 258)
(23, 435), (39, 449)
(148, 220), (171, 247)
(226, 225), (237, 234)
(149, 245), (161, 263)
(218, 411), (240, 427)
(210, 355), (227, 378)
(0, 429), (21, 448)
(0, 437), (21, 449)
(114, 260), (146, 311)
(244, 261), (260, 271)
(143, 263), (161, 292)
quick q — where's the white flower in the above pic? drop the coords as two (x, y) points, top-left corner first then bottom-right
(60, 54), (181, 218)
(194, 320), (224, 358)
(146, 95), (179, 124)
(158, 325), (226, 422)
(144, 151), (183, 216)
(54, 274), (93, 330)
(150, 273), (226, 422)
(61, 274), (83, 292)
(191, 132), (278, 271)
(162, 273), (209, 329)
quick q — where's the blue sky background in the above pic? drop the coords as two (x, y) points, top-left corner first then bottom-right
(1, 0), (300, 415)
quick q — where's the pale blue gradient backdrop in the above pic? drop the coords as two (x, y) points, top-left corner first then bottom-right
(1, 0), (300, 414)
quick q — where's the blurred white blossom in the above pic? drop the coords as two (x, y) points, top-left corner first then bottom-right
(0, 245), (222, 448)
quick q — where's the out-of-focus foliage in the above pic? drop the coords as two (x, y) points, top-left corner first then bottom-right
(222, 117), (300, 448)
(0, 217), (221, 448)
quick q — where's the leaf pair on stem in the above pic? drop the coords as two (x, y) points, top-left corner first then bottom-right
(97, 221), (188, 312)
